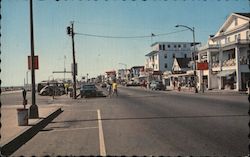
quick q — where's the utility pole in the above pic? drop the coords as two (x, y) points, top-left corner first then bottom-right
(29, 0), (39, 118)
(67, 22), (77, 99)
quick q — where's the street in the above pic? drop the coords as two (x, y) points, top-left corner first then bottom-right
(3, 87), (249, 156)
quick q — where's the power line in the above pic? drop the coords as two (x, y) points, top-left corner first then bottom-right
(75, 29), (189, 39)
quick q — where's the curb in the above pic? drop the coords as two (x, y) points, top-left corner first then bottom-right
(0, 107), (63, 156)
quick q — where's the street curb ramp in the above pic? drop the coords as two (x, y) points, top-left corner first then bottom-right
(0, 107), (63, 156)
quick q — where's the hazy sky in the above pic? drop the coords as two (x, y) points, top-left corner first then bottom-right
(1, 0), (249, 86)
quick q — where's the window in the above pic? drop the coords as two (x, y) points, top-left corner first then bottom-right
(168, 45), (171, 48)
(163, 44), (165, 50)
(246, 31), (249, 40)
(178, 45), (181, 48)
(159, 44), (162, 50)
(164, 54), (167, 59)
(173, 53), (175, 58)
(235, 18), (238, 26)
(232, 53), (235, 59)
(183, 44), (186, 48)
(174, 45), (177, 48)
(238, 34), (241, 40)
(235, 34), (238, 41)
(184, 54), (187, 58)
(165, 63), (168, 68)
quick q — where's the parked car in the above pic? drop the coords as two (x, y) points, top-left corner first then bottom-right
(126, 81), (140, 87)
(80, 84), (97, 98)
(149, 81), (166, 90)
(39, 85), (65, 96)
(100, 83), (107, 88)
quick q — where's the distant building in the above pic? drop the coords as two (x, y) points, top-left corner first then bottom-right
(197, 12), (250, 91)
(130, 66), (144, 83)
(105, 70), (116, 82)
(145, 42), (199, 73)
(172, 58), (192, 73)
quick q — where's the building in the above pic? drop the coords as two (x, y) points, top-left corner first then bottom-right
(197, 12), (250, 91)
(105, 70), (116, 83)
(130, 66), (144, 83)
(163, 57), (194, 88)
(117, 69), (130, 82)
(145, 42), (199, 73)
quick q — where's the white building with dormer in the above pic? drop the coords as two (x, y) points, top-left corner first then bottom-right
(197, 12), (250, 91)
(145, 42), (198, 73)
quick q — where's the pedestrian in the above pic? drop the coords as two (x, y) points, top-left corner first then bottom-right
(173, 81), (176, 90)
(178, 81), (181, 91)
(188, 80), (191, 91)
(112, 81), (118, 96)
(107, 82), (112, 98)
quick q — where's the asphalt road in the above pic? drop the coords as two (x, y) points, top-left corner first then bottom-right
(9, 86), (249, 156)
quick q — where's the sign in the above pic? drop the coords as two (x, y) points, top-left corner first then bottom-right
(197, 62), (208, 70)
(28, 56), (39, 70)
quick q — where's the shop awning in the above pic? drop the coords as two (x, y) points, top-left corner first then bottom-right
(217, 70), (235, 77)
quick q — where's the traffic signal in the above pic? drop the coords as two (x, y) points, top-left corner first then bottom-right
(67, 26), (71, 35)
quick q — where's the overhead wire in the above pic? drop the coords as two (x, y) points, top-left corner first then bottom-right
(74, 29), (189, 39)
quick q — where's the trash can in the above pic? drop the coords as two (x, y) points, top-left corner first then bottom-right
(17, 108), (28, 126)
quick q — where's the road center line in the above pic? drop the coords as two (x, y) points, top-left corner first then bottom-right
(97, 109), (106, 156)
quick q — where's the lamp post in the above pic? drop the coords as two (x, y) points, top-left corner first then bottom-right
(175, 24), (198, 93)
(29, 0), (39, 118)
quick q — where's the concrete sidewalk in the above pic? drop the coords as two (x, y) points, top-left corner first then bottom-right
(0, 104), (63, 156)
(168, 87), (248, 96)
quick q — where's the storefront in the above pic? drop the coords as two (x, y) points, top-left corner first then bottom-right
(217, 70), (236, 90)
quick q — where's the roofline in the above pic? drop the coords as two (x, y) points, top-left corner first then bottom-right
(150, 41), (197, 47)
(145, 51), (158, 56)
(211, 12), (250, 40)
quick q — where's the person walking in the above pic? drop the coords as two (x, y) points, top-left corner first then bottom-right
(112, 81), (118, 96)
(107, 82), (112, 98)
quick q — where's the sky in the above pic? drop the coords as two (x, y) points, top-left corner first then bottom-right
(1, 0), (249, 86)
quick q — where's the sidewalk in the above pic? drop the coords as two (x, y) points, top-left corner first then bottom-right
(0, 104), (63, 156)
(168, 87), (248, 96)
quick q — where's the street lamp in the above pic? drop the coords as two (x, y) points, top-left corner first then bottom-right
(175, 24), (198, 93)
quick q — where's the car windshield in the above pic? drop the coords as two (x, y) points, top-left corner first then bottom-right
(81, 84), (96, 90)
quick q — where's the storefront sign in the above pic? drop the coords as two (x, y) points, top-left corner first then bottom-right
(197, 62), (208, 70)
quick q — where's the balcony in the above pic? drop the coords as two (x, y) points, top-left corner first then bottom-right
(222, 59), (236, 67)
(221, 39), (250, 48)
(197, 44), (220, 51)
(212, 62), (220, 68)
(239, 57), (248, 65)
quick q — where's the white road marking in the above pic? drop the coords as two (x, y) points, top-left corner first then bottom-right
(97, 109), (106, 156)
(51, 127), (98, 132)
